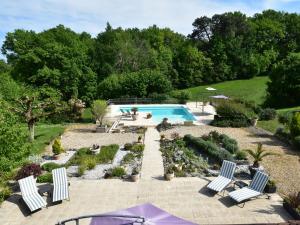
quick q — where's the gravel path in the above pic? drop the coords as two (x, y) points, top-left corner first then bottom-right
(61, 131), (139, 150)
(161, 125), (300, 196)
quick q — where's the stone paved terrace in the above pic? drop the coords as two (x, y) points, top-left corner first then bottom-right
(141, 127), (164, 180)
(0, 178), (291, 225)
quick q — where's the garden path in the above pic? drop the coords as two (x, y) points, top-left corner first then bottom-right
(141, 127), (164, 180)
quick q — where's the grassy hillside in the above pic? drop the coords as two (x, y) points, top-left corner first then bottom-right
(180, 76), (269, 105)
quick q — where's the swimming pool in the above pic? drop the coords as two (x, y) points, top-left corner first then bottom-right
(119, 105), (197, 123)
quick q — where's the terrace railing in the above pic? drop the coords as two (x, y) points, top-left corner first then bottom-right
(107, 98), (154, 105)
(56, 214), (145, 225)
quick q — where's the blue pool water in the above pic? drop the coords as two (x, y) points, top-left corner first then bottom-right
(119, 106), (196, 123)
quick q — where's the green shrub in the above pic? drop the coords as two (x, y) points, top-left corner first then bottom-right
(83, 157), (96, 170)
(41, 162), (61, 172)
(259, 108), (277, 121)
(293, 136), (300, 149)
(130, 144), (145, 154)
(212, 101), (254, 127)
(97, 144), (119, 163)
(183, 134), (233, 164)
(111, 167), (126, 177)
(203, 131), (238, 154)
(52, 139), (64, 155)
(36, 173), (53, 183)
(105, 167), (126, 178)
(235, 150), (248, 160)
(172, 90), (191, 104)
(290, 112), (300, 137)
(0, 186), (12, 204)
(78, 164), (87, 176)
(278, 113), (292, 125)
(124, 143), (133, 151)
(121, 153), (135, 165)
(15, 163), (42, 180)
(211, 117), (251, 127)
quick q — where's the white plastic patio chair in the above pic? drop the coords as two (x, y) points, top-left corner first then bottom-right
(207, 160), (236, 193)
(18, 175), (47, 212)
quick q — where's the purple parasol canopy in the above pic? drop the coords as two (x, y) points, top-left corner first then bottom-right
(90, 203), (198, 225)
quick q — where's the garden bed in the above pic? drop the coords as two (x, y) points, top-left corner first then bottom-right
(65, 143), (144, 180)
(160, 131), (250, 178)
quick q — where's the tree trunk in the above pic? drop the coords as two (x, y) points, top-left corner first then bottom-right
(28, 122), (35, 142)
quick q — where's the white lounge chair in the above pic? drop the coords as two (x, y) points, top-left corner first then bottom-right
(229, 171), (269, 207)
(207, 160), (236, 193)
(52, 167), (69, 202)
(18, 175), (47, 212)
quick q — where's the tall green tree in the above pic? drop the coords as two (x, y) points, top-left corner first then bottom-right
(267, 53), (300, 107)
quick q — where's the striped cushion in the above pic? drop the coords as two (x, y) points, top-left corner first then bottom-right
(18, 176), (46, 212)
(249, 171), (269, 193)
(219, 160), (236, 179)
(52, 167), (69, 202)
(229, 187), (261, 203)
(207, 176), (232, 192)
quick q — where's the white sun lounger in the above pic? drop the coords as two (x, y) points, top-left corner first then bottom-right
(229, 171), (269, 207)
(18, 175), (47, 212)
(207, 160), (236, 193)
(52, 167), (69, 202)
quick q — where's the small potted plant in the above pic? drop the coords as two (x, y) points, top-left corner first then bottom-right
(131, 107), (138, 115)
(165, 165), (175, 181)
(245, 143), (278, 178)
(131, 167), (140, 182)
(283, 192), (300, 219)
(146, 113), (152, 119)
(264, 179), (277, 193)
(137, 135), (142, 143)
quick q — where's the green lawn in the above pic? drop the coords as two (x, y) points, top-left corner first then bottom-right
(257, 119), (281, 133)
(257, 107), (300, 133)
(180, 76), (269, 105)
(22, 124), (65, 154)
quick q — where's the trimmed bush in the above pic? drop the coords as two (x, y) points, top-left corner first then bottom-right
(259, 108), (277, 121)
(37, 173), (53, 183)
(183, 134), (233, 164)
(41, 162), (61, 172)
(52, 139), (64, 155)
(15, 163), (42, 180)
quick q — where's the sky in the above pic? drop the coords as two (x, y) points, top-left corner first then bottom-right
(1, 0), (300, 59)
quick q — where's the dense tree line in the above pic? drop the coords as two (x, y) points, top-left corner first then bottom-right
(1, 10), (300, 106)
